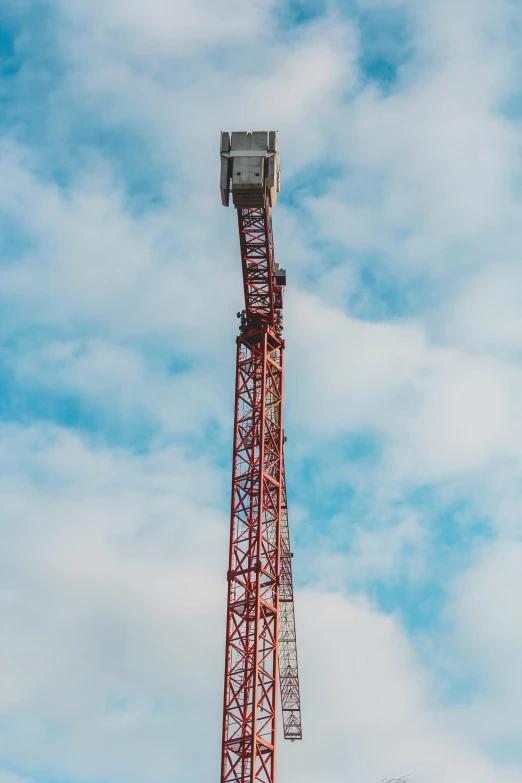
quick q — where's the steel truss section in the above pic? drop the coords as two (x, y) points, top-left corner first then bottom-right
(278, 460), (302, 741)
(237, 197), (282, 326)
(221, 326), (284, 783)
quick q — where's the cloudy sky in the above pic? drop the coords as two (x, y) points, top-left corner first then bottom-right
(2, 0), (522, 781)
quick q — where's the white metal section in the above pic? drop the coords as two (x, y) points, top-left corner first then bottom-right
(220, 130), (281, 208)
(279, 458), (302, 741)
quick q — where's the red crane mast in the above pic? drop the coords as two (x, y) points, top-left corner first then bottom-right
(219, 131), (302, 783)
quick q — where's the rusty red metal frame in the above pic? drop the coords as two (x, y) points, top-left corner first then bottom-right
(237, 199), (282, 327)
(221, 196), (301, 783)
(221, 328), (284, 783)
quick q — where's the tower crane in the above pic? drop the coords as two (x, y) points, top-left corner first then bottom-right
(219, 131), (302, 783)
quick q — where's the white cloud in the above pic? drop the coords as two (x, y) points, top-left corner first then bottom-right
(280, 589), (522, 783)
(4, 337), (230, 438)
(441, 539), (522, 756)
(1, 422), (521, 783)
(0, 141), (238, 355)
(0, 422), (226, 781)
(296, 0), (522, 281)
(57, 0), (277, 58)
(288, 291), (520, 481)
(4, 0), (522, 780)
(0, 775), (33, 783)
(442, 265), (522, 359)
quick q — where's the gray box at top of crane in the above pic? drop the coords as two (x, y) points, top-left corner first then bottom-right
(220, 131), (280, 209)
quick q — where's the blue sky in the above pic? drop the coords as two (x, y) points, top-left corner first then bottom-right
(2, 0), (522, 782)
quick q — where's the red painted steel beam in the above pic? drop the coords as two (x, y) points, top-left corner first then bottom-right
(221, 188), (301, 783)
(221, 327), (284, 783)
(237, 197), (283, 328)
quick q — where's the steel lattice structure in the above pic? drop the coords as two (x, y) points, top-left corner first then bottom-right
(220, 131), (302, 783)
(278, 460), (302, 741)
